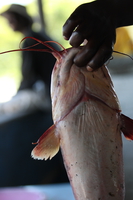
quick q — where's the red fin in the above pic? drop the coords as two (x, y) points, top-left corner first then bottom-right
(31, 124), (60, 160)
(121, 114), (133, 140)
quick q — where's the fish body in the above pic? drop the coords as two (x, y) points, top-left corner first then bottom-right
(32, 47), (133, 200)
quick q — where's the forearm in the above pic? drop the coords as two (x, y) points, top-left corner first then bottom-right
(117, 1), (133, 27)
(98, 0), (133, 27)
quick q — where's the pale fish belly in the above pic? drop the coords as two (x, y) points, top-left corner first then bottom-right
(57, 98), (124, 200)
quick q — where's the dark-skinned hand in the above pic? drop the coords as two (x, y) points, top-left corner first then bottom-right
(63, 0), (117, 71)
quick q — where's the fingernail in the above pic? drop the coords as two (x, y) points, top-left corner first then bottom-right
(87, 66), (93, 71)
(63, 36), (69, 40)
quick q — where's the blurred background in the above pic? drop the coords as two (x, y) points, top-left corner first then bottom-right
(0, 0), (133, 200)
(0, 0), (89, 102)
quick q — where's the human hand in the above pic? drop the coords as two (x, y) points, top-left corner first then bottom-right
(63, 1), (117, 71)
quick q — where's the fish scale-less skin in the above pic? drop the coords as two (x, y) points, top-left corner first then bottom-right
(32, 47), (129, 200)
(50, 48), (124, 199)
(58, 99), (124, 200)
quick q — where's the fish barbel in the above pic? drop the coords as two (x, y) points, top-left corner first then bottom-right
(32, 47), (133, 200)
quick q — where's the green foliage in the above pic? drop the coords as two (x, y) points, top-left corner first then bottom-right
(0, 17), (22, 88)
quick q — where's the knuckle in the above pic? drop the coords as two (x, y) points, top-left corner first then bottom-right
(69, 32), (84, 47)
(101, 45), (113, 58)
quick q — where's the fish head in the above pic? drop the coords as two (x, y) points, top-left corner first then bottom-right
(81, 65), (121, 111)
(51, 47), (85, 123)
(51, 46), (121, 123)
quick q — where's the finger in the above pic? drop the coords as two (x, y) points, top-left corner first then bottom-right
(69, 22), (93, 47)
(87, 43), (114, 71)
(73, 38), (102, 67)
(63, 4), (85, 40)
(63, 19), (79, 40)
(69, 32), (84, 47)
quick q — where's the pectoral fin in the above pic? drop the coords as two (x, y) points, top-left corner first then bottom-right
(31, 124), (60, 160)
(121, 114), (133, 140)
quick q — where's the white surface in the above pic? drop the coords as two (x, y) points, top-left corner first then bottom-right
(25, 183), (75, 200)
